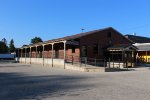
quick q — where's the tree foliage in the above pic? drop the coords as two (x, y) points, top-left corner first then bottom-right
(0, 38), (16, 54)
(31, 37), (43, 44)
(9, 39), (15, 53)
(1, 38), (7, 45)
(0, 41), (8, 53)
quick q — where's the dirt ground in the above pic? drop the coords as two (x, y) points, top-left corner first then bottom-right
(0, 63), (150, 100)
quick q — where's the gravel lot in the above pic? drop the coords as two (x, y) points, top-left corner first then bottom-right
(0, 63), (150, 100)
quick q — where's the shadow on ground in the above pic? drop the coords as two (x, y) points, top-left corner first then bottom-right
(0, 72), (92, 100)
(0, 63), (31, 68)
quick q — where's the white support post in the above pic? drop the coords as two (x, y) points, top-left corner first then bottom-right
(21, 49), (23, 63)
(63, 41), (66, 69)
(30, 47), (32, 64)
(18, 49), (20, 58)
(122, 50), (124, 62)
(36, 46), (38, 64)
(132, 51), (134, 67)
(18, 49), (20, 63)
(146, 51), (148, 63)
(136, 52), (138, 64)
(42, 45), (45, 66)
(51, 43), (54, 67)
(36, 46), (38, 58)
(25, 48), (27, 64)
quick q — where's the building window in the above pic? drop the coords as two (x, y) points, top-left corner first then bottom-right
(93, 44), (98, 54)
(72, 46), (75, 53)
(107, 32), (111, 38)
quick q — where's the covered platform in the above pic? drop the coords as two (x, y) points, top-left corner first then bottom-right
(107, 44), (137, 68)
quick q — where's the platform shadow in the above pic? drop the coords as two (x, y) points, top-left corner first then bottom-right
(0, 73), (92, 100)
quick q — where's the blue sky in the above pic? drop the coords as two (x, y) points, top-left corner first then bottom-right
(0, 0), (150, 47)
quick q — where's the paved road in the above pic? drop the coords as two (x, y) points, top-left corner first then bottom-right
(0, 63), (150, 100)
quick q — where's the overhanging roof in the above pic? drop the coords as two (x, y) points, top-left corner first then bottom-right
(107, 44), (138, 51)
(125, 35), (150, 43)
(20, 27), (133, 48)
(45, 27), (133, 43)
(136, 46), (150, 51)
(134, 43), (150, 51)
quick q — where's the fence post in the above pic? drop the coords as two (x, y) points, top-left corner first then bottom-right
(85, 57), (87, 67)
(113, 60), (114, 68)
(63, 54), (66, 69)
(72, 55), (74, 65)
(119, 59), (120, 69)
(103, 58), (105, 67)
(126, 59), (128, 70)
(109, 58), (110, 68)
(95, 58), (97, 66)
(80, 57), (82, 67)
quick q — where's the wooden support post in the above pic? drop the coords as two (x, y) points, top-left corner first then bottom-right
(30, 47), (32, 64)
(25, 48), (27, 64)
(126, 58), (128, 70)
(42, 45), (45, 66)
(18, 49), (20, 62)
(80, 57), (82, 67)
(113, 60), (114, 68)
(18, 49), (20, 58)
(136, 52), (138, 64)
(51, 43), (54, 67)
(35, 46), (38, 64)
(72, 55), (74, 65)
(21, 49), (23, 63)
(132, 51), (134, 67)
(109, 58), (110, 68)
(104, 58), (106, 67)
(112, 51), (113, 61)
(146, 51), (148, 63)
(85, 57), (87, 67)
(118, 59), (120, 69)
(63, 41), (66, 69)
(36, 46), (38, 58)
(122, 51), (124, 64)
(95, 58), (97, 66)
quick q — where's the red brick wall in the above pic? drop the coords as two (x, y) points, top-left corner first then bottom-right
(26, 28), (131, 60)
(80, 28), (132, 59)
(31, 52), (36, 58)
(66, 48), (80, 62)
(58, 50), (64, 59)
(43, 50), (52, 58)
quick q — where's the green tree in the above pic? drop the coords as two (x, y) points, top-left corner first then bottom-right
(31, 37), (43, 44)
(2, 38), (7, 45)
(9, 39), (15, 53)
(0, 41), (8, 53)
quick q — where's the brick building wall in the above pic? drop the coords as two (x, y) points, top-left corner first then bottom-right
(80, 28), (132, 59)
(19, 27), (133, 61)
